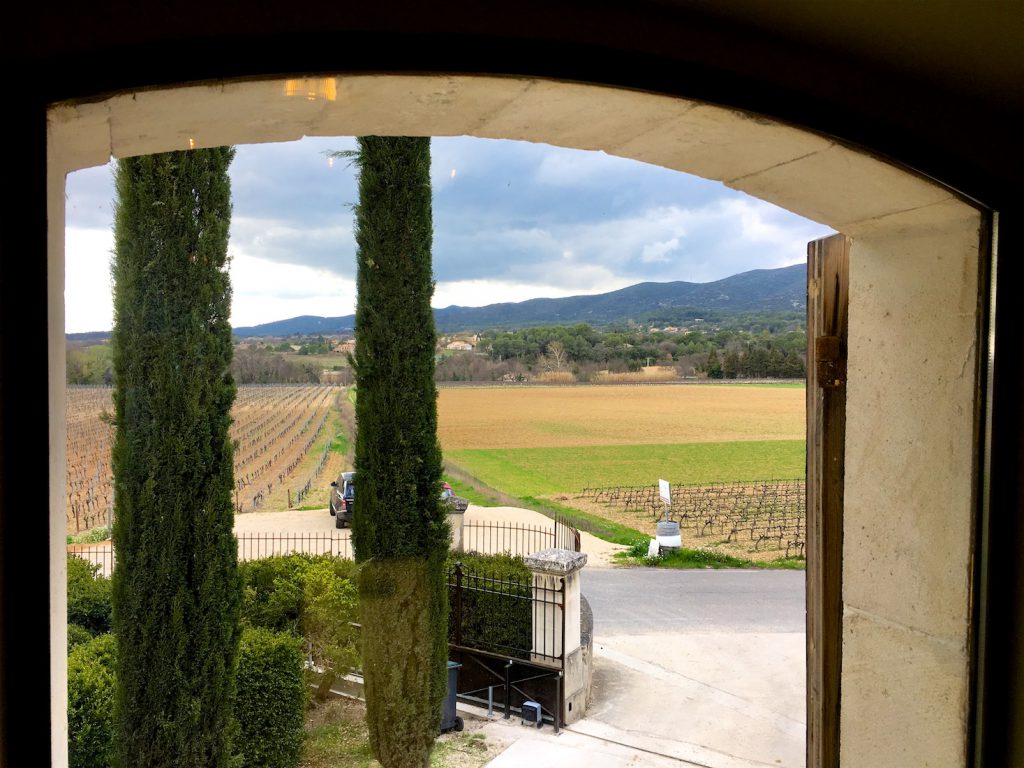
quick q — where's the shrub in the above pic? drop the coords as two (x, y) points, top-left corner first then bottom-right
(447, 553), (532, 656)
(239, 555), (312, 633)
(534, 371), (576, 384)
(238, 554), (359, 635)
(235, 627), (306, 768)
(68, 623), (94, 652)
(67, 555), (112, 635)
(301, 558), (360, 699)
(68, 634), (117, 768)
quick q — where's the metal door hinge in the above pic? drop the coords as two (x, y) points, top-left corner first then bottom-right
(815, 335), (846, 388)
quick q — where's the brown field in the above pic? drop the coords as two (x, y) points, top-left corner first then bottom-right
(437, 383), (805, 450)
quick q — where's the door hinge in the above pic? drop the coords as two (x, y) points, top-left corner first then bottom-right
(815, 335), (846, 389)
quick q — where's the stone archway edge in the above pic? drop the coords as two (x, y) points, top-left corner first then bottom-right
(49, 74), (967, 234)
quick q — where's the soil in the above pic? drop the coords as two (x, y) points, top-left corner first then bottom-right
(305, 696), (508, 768)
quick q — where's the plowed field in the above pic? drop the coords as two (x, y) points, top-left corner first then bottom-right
(438, 383), (804, 450)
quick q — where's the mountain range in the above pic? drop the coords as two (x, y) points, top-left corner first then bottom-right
(67, 263), (806, 340)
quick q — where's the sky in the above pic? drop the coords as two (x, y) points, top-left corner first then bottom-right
(64, 136), (833, 333)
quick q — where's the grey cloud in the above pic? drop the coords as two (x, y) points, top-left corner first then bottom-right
(65, 134), (833, 329)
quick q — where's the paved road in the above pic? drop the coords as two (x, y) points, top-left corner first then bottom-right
(582, 567), (805, 634)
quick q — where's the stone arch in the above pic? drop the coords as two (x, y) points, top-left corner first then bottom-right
(48, 74), (984, 768)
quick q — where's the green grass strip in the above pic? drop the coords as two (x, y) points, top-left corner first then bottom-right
(520, 496), (648, 546)
(441, 474), (502, 507)
(444, 460), (649, 545)
(614, 543), (806, 570)
(446, 440), (805, 497)
(330, 430), (348, 456)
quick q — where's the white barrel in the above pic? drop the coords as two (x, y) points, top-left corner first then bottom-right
(656, 520), (681, 550)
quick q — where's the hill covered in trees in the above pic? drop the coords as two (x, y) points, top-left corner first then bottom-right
(230, 263), (806, 337)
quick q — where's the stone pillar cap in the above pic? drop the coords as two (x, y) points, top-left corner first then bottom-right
(524, 548), (588, 575)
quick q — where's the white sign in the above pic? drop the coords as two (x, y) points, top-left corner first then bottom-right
(659, 479), (671, 505)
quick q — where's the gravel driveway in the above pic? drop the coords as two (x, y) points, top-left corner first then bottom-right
(233, 504), (627, 566)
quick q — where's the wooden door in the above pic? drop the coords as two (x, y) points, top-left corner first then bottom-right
(806, 234), (849, 768)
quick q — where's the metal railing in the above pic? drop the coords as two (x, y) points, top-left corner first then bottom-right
(67, 532), (354, 576)
(447, 561), (564, 667)
(462, 516), (580, 557)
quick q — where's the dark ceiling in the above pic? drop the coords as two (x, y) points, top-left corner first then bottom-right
(6, 1), (1020, 206)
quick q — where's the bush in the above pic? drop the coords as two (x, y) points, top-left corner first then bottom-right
(239, 554), (359, 635)
(239, 556), (310, 633)
(447, 553), (533, 656)
(235, 627), (307, 768)
(67, 555), (112, 635)
(302, 558), (360, 698)
(68, 634), (117, 768)
(68, 623), (94, 653)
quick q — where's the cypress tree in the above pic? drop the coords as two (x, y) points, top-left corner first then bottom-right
(110, 148), (241, 767)
(348, 136), (449, 768)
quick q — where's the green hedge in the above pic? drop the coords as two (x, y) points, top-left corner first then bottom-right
(447, 553), (533, 657)
(67, 555), (112, 635)
(68, 634), (117, 768)
(238, 554), (359, 635)
(239, 555), (312, 633)
(235, 627), (307, 768)
(68, 623), (94, 653)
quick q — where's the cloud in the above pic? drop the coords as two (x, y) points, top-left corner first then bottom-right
(229, 215), (356, 275)
(433, 280), (587, 308)
(65, 164), (116, 230)
(65, 226), (114, 333)
(61, 135), (834, 332)
(532, 148), (636, 187)
(229, 251), (356, 326)
(641, 237), (681, 264)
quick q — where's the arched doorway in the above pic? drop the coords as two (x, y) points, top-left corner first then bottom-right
(47, 74), (984, 768)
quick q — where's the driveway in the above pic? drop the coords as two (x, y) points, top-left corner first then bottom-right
(233, 504), (628, 566)
(477, 568), (806, 768)
(233, 506), (806, 767)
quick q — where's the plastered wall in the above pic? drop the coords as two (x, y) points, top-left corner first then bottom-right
(47, 75), (983, 767)
(841, 206), (981, 766)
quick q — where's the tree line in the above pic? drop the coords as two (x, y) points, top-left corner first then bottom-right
(436, 322), (806, 382)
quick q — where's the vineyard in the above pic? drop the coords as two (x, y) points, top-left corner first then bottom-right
(574, 478), (806, 559)
(65, 385), (345, 535)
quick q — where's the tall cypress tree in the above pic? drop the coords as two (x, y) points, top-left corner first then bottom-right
(349, 136), (449, 768)
(110, 148), (241, 767)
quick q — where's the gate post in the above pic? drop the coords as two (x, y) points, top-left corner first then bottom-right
(524, 548), (589, 724)
(447, 507), (466, 552)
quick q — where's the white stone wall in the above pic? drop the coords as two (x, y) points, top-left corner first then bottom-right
(840, 206), (981, 766)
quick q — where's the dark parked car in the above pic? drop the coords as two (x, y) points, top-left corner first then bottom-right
(331, 475), (467, 526)
(329, 471), (355, 528)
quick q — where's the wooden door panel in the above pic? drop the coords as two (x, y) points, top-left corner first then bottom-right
(806, 233), (849, 768)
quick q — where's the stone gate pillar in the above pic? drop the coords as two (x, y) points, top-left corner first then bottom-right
(524, 548), (590, 724)
(447, 507), (466, 552)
